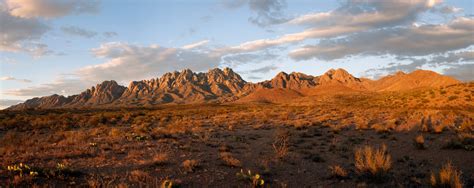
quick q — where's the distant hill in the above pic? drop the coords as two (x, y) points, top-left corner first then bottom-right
(362, 70), (460, 91)
(6, 68), (461, 110)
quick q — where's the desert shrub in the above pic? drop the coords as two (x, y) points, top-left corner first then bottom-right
(329, 165), (348, 179)
(88, 114), (106, 125)
(354, 145), (392, 180)
(109, 128), (124, 139)
(128, 170), (160, 185)
(430, 162), (462, 188)
(432, 124), (446, 134)
(152, 153), (169, 166)
(414, 135), (426, 149)
(372, 123), (394, 133)
(448, 96), (458, 101)
(132, 122), (151, 135)
(272, 129), (289, 159)
(443, 133), (474, 151)
(219, 152), (241, 167)
(182, 159), (199, 173)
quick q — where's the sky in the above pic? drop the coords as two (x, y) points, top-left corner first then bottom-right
(0, 0), (473, 108)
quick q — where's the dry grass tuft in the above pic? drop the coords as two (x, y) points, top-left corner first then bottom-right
(354, 145), (392, 179)
(430, 161), (463, 188)
(272, 129), (289, 159)
(414, 134), (426, 149)
(128, 170), (160, 185)
(219, 152), (241, 167)
(152, 153), (169, 166)
(329, 165), (348, 179)
(182, 159), (199, 173)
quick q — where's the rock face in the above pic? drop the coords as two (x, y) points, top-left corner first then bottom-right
(116, 68), (247, 105)
(257, 72), (317, 90)
(68, 80), (127, 106)
(6, 68), (461, 110)
(319, 69), (365, 87)
(254, 68), (366, 91)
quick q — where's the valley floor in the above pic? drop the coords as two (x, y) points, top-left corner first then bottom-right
(0, 90), (473, 187)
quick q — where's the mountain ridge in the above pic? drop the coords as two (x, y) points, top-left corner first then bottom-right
(6, 68), (460, 110)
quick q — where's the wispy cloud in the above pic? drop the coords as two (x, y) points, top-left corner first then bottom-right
(3, 78), (89, 96)
(181, 40), (210, 50)
(103, 31), (118, 38)
(224, 0), (289, 27)
(61, 26), (97, 38)
(5, 0), (99, 18)
(0, 99), (23, 109)
(443, 64), (474, 81)
(1, 76), (32, 83)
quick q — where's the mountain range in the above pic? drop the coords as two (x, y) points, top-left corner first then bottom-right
(6, 68), (460, 110)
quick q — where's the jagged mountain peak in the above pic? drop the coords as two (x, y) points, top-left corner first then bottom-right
(6, 68), (461, 110)
(395, 71), (406, 76)
(275, 71), (289, 78)
(322, 68), (352, 79)
(118, 67), (247, 104)
(258, 71), (317, 89)
(319, 68), (361, 85)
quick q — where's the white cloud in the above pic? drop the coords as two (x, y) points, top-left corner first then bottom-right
(0, 5), (50, 53)
(3, 78), (90, 96)
(217, 0), (446, 54)
(3, 0), (471, 98)
(215, 25), (364, 55)
(181, 40), (210, 50)
(0, 76), (32, 83)
(0, 0), (100, 56)
(3, 42), (224, 97)
(362, 49), (474, 81)
(289, 17), (474, 61)
(5, 0), (99, 18)
(81, 42), (222, 82)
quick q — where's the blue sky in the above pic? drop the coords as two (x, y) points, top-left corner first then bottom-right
(0, 0), (473, 107)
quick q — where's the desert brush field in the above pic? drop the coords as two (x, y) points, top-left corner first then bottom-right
(1, 82), (473, 187)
